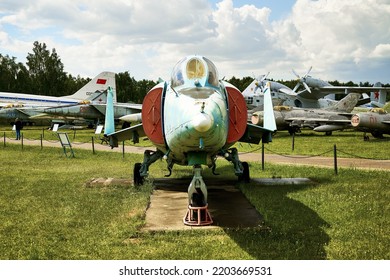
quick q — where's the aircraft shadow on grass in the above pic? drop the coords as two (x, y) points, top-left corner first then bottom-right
(225, 178), (331, 260)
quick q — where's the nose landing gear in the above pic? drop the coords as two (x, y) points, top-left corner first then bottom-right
(183, 165), (213, 226)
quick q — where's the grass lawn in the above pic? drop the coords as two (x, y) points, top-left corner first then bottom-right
(0, 142), (389, 260)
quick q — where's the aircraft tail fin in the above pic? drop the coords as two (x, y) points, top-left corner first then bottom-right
(370, 82), (387, 107)
(329, 92), (361, 113)
(68, 72), (117, 103)
(104, 86), (115, 136)
(263, 81), (277, 132)
(241, 79), (260, 98)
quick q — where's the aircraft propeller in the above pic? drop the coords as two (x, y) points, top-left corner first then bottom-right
(253, 72), (270, 93)
(292, 66), (312, 93)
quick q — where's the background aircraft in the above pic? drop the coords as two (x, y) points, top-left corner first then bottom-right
(242, 73), (350, 109)
(39, 99), (142, 127)
(251, 92), (360, 135)
(104, 55), (276, 226)
(351, 108), (390, 140)
(241, 73), (296, 107)
(0, 72), (116, 125)
(291, 67), (389, 108)
(0, 71), (115, 108)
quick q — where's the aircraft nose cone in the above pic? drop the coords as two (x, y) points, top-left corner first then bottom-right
(192, 113), (213, 132)
(251, 113), (263, 125)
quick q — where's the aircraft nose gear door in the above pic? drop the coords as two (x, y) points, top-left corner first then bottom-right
(183, 165), (213, 226)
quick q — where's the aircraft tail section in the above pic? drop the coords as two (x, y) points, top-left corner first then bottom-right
(241, 79), (260, 98)
(329, 92), (360, 113)
(68, 71), (117, 103)
(104, 86), (115, 136)
(370, 82), (387, 107)
(263, 82), (277, 132)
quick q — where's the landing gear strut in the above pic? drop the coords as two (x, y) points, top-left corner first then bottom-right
(183, 165), (213, 226)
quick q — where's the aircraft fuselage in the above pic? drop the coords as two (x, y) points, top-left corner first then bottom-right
(163, 87), (228, 165)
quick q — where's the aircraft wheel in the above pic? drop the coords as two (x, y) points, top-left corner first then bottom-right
(133, 163), (144, 186)
(325, 131), (332, 136)
(238, 161), (250, 183)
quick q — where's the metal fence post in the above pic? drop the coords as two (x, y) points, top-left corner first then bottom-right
(334, 144), (338, 175)
(92, 137), (95, 154)
(262, 142), (265, 171)
(292, 133), (295, 151)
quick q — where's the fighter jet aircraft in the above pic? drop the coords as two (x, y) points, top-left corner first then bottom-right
(251, 92), (361, 135)
(104, 55), (276, 226)
(39, 97), (142, 126)
(351, 108), (390, 140)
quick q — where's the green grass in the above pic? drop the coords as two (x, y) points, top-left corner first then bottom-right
(0, 143), (389, 260)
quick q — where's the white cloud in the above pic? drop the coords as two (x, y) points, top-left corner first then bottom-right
(0, 0), (389, 83)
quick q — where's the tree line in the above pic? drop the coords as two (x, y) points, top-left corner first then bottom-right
(1, 41), (389, 104)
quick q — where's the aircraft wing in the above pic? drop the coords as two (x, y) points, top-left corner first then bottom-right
(239, 123), (274, 144)
(106, 123), (145, 147)
(92, 103), (142, 115)
(313, 86), (390, 94)
(382, 121), (390, 125)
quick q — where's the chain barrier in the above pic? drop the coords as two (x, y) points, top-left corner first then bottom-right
(336, 149), (380, 160)
(1, 130), (387, 161)
(263, 146), (334, 158)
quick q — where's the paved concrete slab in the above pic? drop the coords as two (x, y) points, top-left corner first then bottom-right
(143, 178), (265, 231)
(84, 176), (313, 231)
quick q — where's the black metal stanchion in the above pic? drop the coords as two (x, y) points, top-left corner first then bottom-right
(262, 142), (265, 171)
(122, 141), (125, 158)
(292, 133), (295, 151)
(92, 137), (95, 154)
(40, 134), (43, 150)
(21, 133), (24, 150)
(334, 144), (338, 175)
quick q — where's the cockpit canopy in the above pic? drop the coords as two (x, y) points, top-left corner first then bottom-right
(171, 55), (220, 91)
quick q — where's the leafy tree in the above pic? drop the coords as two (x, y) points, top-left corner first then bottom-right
(26, 41), (67, 96)
(116, 71), (137, 103)
(135, 79), (157, 103)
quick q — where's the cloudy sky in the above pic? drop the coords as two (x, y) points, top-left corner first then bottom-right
(1, 0), (389, 84)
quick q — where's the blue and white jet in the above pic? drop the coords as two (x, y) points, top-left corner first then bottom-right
(104, 55), (276, 226)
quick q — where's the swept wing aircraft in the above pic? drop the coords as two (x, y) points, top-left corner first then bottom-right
(104, 55), (276, 226)
(351, 108), (390, 139)
(39, 98), (142, 126)
(0, 72), (116, 122)
(251, 92), (361, 135)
